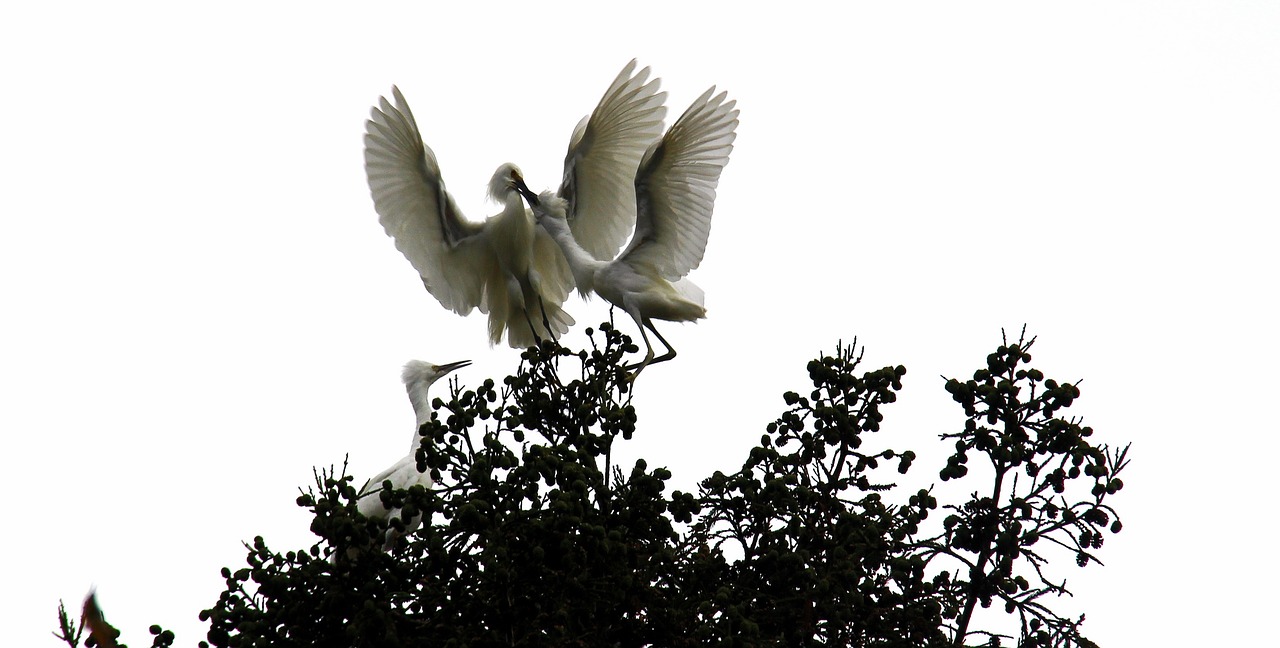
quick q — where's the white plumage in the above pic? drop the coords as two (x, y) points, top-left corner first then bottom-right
(356, 359), (469, 550)
(516, 87), (739, 376)
(364, 60), (666, 347)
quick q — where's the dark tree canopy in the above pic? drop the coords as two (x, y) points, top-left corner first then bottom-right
(57, 324), (1129, 648)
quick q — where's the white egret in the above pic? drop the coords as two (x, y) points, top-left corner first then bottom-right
(364, 60), (666, 347)
(515, 87), (739, 375)
(356, 359), (469, 550)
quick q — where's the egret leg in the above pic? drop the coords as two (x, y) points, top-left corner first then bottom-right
(521, 307), (544, 347)
(515, 282), (548, 348)
(537, 295), (557, 342)
(622, 311), (657, 376)
(527, 272), (557, 343)
(643, 319), (678, 366)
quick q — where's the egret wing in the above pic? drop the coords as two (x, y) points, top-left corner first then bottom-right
(559, 60), (667, 261)
(532, 225), (574, 305)
(623, 88), (739, 280)
(365, 86), (491, 315)
(357, 456), (426, 519)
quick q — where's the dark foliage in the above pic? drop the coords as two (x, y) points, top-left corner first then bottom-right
(58, 325), (1128, 647)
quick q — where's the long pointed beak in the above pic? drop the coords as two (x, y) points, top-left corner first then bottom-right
(511, 174), (539, 206)
(437, 360), (471, 374)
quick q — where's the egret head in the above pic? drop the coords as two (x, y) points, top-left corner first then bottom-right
(487, 163), (524, 203)
(509, 170), (540, 207)
(402, 359), (471, 425)
(536, 190), (569, 219)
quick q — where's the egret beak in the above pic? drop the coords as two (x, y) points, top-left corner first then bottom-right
(511, 174), (539, 206)
(437, 360), (471, 374)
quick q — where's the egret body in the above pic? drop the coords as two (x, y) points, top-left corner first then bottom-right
(356, 359), (469, 549)
(364, 60), (665, 347)
(517, 88), (738, 375)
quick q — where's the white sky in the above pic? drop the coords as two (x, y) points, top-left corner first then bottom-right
(3, 2), (1277, 645)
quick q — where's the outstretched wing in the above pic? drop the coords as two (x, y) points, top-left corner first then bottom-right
(365, 86), (492, 315)
(622, 87), (739, 280)
(559, 60), (667, 261)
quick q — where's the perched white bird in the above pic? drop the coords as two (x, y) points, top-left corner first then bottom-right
(356, 359), (469, 550)
(515, 88), (739, 375)
(364, 60), (666, 347)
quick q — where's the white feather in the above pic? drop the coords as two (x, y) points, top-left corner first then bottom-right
(519, 85), (738, 377)
(559, 60), (668, 261)
(355, 360), (468, 552)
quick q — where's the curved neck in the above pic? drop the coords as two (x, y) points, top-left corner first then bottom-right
(538, 216), (603, 294)
(406, 379), (435, 453)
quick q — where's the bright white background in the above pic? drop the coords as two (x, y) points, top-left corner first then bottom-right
(3, 2), (1276, 645)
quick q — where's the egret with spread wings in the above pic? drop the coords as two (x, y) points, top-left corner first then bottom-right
(364, 61), (666, 347)
(516, 87), (738, 375)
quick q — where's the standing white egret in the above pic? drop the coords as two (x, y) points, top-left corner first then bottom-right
(364, 60), (666, 347)
(515, 88), (739, 375)
(356, 359), (469, 550)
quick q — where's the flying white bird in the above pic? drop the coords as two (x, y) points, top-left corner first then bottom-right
(364, 60), (666, 347)
(515, 87), (739, 375)
(356, 359), (469, 550)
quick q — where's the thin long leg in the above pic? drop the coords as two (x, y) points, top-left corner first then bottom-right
(644, 319), (677, 366)
(621, 310), (656, 375)
(521, 306), (544, 347)
(519, 278), (555, 348)
(507, 275), (543, 348)
(537, 295), (557, 342)
(528, 271), (558, 342)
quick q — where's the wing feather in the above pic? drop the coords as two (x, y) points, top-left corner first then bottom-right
(531, 226), (574, 305)
(624, 88), (739, 280)
(559, 60), (668, 261)
(364, 86), (490, 315)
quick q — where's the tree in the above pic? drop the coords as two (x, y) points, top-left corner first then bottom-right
(58, 324), (1129, 647)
